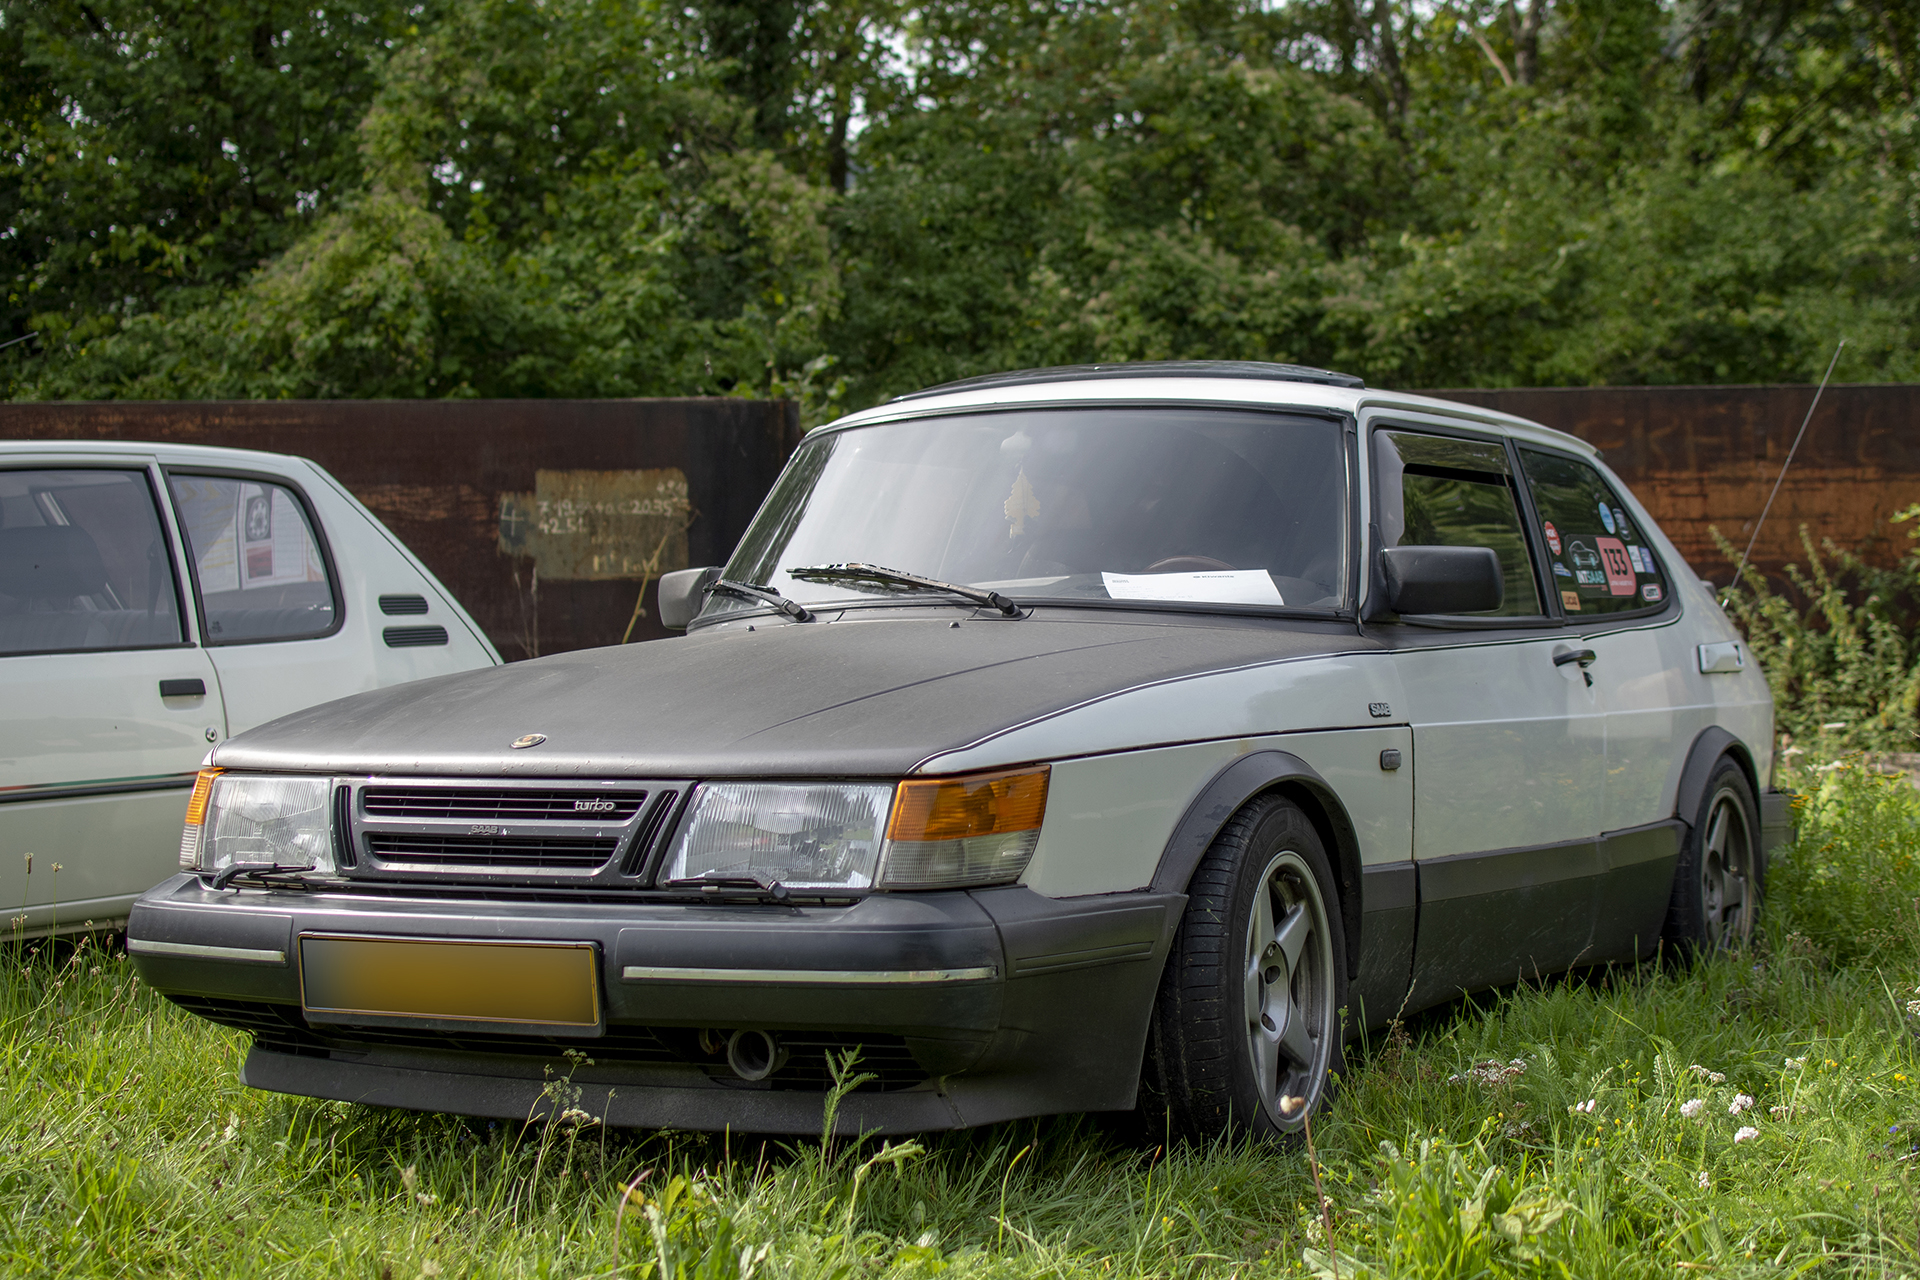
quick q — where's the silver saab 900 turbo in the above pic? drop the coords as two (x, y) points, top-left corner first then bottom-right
(127, 362), (1789, 1140)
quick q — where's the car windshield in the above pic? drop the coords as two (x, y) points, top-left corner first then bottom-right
(714, 406), (1350, 617)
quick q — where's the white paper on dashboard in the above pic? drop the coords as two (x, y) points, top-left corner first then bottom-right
(1101, 570), (1284, 605)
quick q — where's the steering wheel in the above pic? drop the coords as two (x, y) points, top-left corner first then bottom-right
(1144, 556), (1236, 573)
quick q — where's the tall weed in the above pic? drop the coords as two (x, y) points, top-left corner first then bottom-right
(1769, 759), (1920, 967)
(1714, 519), (1920, 752)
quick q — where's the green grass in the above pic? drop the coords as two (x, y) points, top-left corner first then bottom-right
(4, 763), (1918, 1278)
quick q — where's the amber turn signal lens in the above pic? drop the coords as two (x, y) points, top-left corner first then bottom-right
(183, 768), (223, 826)
(887, 766), (1050, 842)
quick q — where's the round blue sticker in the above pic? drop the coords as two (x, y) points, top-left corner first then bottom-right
(1598, 502), (1615, 533)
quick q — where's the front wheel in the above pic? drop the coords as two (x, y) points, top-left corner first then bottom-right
(1147, 793), (1347, 1142)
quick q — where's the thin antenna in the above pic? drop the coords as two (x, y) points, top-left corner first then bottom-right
(1734, 338), (1846, 585)
(0, 331), (37, 351)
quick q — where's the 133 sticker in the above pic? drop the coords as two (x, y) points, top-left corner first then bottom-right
(1595, 536), (1636, 596)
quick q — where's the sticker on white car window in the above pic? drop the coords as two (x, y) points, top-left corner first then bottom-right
(1102, 570), (1283, 606)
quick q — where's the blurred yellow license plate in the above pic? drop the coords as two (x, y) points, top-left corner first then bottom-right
(299, 935), (600, 1027)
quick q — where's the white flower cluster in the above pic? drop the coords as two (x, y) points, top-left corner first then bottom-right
(1449, 1057), (1528, 1087)
(1905, 984), (1920, 1020)
(1678, 1067), (1770, 1146)
(1570, 1098), (1598, 1114)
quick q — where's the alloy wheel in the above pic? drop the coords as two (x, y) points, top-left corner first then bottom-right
(1243, 849), (1336, 1129)
(1699, 785), (1756, 950)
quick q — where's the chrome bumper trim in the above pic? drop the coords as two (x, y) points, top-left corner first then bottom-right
(620, 964), (997, 985)
(128, 938), (286, 965)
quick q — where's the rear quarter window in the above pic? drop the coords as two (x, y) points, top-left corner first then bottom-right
(1518, 449), (1668, 616)
(169, 475), (339, 643)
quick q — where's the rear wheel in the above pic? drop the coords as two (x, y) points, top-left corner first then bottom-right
(1147, 793), (1347, 1142)
(1663, 758), (1761, 956)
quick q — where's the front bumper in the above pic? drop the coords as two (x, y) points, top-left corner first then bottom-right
(128, 875), (1181, 1134)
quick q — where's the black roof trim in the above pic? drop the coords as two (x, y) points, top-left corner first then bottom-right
(891, 360), (1365, 402)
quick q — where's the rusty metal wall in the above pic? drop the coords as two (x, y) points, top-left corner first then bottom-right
(1426, 384), (1920, 585)
(0, 399), (801, 660)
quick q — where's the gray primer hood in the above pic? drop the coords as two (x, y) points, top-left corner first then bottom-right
(217, 614), (1377, 778)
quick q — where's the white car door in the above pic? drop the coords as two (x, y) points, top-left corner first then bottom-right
(0, 460), (227, 931)
(1368, 425), (1608, 1003)
(1514, 444), (1699, 959)
(164, 461), (496, 736)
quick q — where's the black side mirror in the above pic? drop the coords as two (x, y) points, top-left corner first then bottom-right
(1379, 546), (1504, 616)
(658, 566), (720, 630)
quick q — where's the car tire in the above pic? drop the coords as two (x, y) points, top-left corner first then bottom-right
(1146, 792), (1348, 1143)
(1662, 757), (1762, 957)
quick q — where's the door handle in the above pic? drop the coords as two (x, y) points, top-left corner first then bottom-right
(1552, 648), (1596, 669)
(159, 678), (206, 698)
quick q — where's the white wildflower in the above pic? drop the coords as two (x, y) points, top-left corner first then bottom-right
(1729, 1094), (1755, 1116)
(1697, 1171), (1711, 1190)
(1785, 1056), (1807, 1069)
(1688, 1065), (1727, 1084)
(416, 1192), (438, 1206)
(1770, 1105), (1790, 1119)
(1680, 1098), (1706, 1119)
(1573, 1098), (1597, 1114)
(1905, 1000), (1920, 1019)
(1734, 1126), (1759, 1143)
(1453, 1058), (1529, 1087)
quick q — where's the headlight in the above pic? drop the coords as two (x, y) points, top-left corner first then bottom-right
(663, 782), (893, 890)
(661, 766), (1049, 892)
(179, 770), (334, 874)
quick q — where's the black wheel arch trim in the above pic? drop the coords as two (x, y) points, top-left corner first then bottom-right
(1150, 750), (1364, 977)
(1675, 726), (1759, 830)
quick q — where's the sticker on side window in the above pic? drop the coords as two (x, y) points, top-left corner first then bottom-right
(1641, 583), (1662, 602)
(1561, 589), (1582, 612)
(1596, 537), (1636, 596)
(1543, 521), (1562, 555)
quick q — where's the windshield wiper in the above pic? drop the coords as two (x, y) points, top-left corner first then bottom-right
(204, 862), (317, 891)
(707, 579), (813, 622)
(786, 563), (1025, 618)
(663, 870), (794, 903)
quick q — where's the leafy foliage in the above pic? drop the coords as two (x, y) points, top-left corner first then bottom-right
(1768, 758), (1920, 968)
(3, 0), (1918, 408)
(1716, 519), (1920, 752)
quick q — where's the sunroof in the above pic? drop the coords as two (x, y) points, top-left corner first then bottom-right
(892, 360), (1366, 402)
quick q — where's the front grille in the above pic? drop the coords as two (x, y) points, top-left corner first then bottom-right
(364, 786), (649, 823)
(168, 997), (928, 1090)
(365, 834), (618, 870)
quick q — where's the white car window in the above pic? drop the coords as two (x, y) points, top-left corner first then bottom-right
(169, 475), (338, 643)
(0, 468), (186, 656)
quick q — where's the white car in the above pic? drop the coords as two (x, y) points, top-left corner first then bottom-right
(2, 441), (498, 935)
(129, 363), (1786, 1140)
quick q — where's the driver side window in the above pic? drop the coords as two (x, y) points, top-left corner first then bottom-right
(1374, 430), (1543, 617)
